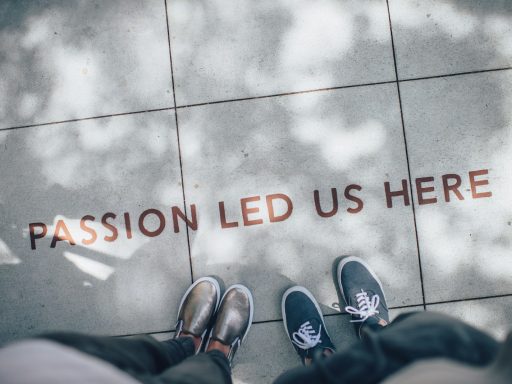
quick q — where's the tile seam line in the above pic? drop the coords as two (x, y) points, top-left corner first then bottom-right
(3, 66), (512, 132)
(115, 292), (512, 337)
(386, 0), (426, 311)
(173, 66), (512, 109)
(425, 293), (512, 306)
(0, 107), (175, 132)
(0, 80), (394, 131)
(292, 292), (512, 319)
(174, 80), (397, 109)
(164, 0), (194, 284)
(400, 66), (512, 83)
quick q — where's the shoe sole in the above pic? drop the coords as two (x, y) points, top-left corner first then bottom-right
(281, 286), (332, 343)
(336, 256), (387, 307)
(219, 284), (254, 344)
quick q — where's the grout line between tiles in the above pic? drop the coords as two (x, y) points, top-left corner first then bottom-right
(400, 66), (512, 83)
(386, 0), (426, 311)
(2, 67), (511, 133)
(114, 293), (512, 338)
(0, 107), (174, 132)
(425, 293), (512, 307)
(164, 0), (194, 284)
(174, 80), (397, 109)
(250, 303), (426, 325)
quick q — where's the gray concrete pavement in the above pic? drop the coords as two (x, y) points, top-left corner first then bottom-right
(0, 0), (511, 382)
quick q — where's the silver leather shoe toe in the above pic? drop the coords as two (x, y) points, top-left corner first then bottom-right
(175, 276), (221, 353)
(206, 284), (254, 364)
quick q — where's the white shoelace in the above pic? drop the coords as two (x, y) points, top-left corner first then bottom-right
(292, 321), (322, 350)
(345, 289), (380, 323)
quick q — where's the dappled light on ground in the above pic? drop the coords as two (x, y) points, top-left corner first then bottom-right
(0, 2), (511, 382)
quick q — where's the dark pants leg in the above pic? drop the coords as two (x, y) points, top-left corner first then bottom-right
(274, 311), (500, 384)
(158, 350), (232, 384)
(38, 333), (231, 384)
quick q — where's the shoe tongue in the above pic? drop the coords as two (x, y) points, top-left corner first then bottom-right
(304, 318), (322, 330)
(296, 317), (322, 337)
(351, 289), (377, 305)
(295, 318), (322, 350)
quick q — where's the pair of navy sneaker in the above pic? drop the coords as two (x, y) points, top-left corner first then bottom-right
(282, 256), (389, 365)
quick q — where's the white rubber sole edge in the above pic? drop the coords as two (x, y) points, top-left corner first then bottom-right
(281, 286), (331, 342)
(336, 256), (387, 305)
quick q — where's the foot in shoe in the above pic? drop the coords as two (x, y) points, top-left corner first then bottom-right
(336, 256), (389, 338)
(205, 284), (253, 365)
(205, 339), (230, 356)
(282, 286), (335, 365)
(174, 277), (221, 354)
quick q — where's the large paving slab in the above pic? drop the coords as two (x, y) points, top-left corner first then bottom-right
(179, 83), (423, 323)
(389, 0), (512, 79)
(168, 0), (395, 105)
(0, 111), (191, 344)
(400, 70), (512, 303)
(428, 296), (512, 340)
(233, 307), (424, 383)
(0, 0), (173, 129)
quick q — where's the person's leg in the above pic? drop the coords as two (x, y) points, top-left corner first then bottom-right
(38, 276), (223, 382)
(274, 311), (499, 384)
(156, 350), (232, 384)
(38, 332), (195, 377)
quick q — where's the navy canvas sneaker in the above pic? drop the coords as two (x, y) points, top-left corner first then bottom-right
(282, 286), (335, 365)
(335, 256), (389, 338)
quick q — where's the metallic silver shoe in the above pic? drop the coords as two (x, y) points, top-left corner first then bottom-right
(205, 284), (254, 365)
(174, 276), (221, 354)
